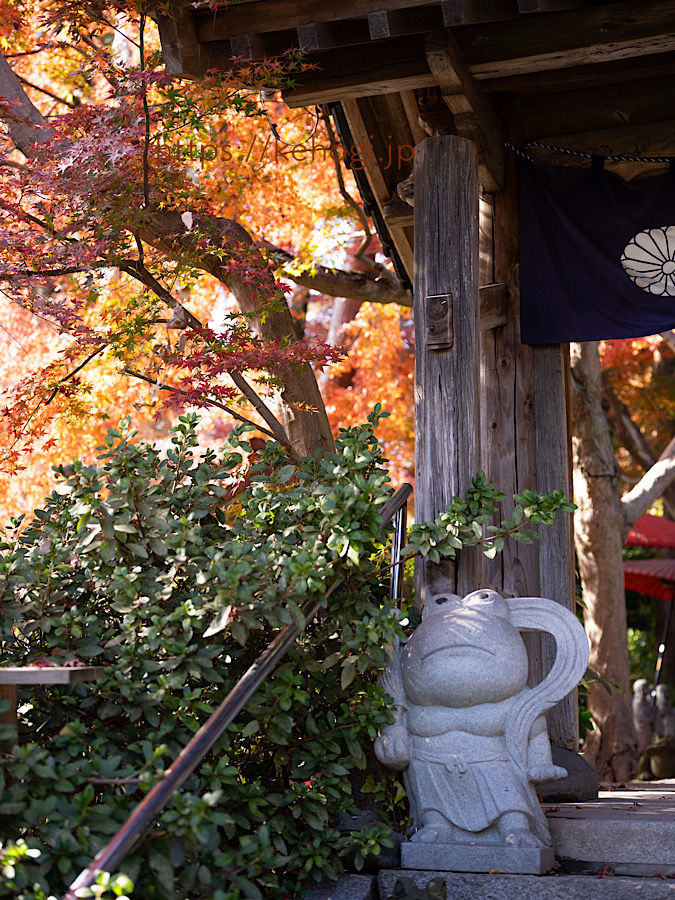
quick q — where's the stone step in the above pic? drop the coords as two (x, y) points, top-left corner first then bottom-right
(378, 871), (675, 899)
(546, 783), (675, 877)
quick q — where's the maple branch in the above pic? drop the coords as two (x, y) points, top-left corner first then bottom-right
(5, 50), (43, 59)
(139, 14), (151, 208)
(260, 241), (410, 307)
(122, 367), (277, 439)
(7, 343), (106, 451)
(660, 330), (675, 354)
(621, 436), (675, 530)
(2, 266), (90, 277)
(0, 53), (54, 155)
(603, 379), (675, 519)
(16, 74), (76, 110)
(227, 369), (302, 465)
(135, 209), (335, 456)
(118, 258), (201, 328)
(43, 344), (107, 405)
(118, 256), (302, 461)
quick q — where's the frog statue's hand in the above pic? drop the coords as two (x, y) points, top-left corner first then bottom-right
(375, 636), (410, 771)
(527, 764), (568, 784)
(375, 724), (411, 771)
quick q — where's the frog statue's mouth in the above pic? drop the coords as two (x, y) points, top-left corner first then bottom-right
(410, 609), (500, 663)
(419, 642), (496, 662)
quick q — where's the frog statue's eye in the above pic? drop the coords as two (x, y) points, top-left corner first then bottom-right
(463, 589), (510, 619)
(422, 592), (462, 619)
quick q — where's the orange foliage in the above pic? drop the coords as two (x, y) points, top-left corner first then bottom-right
(321, 303), (414, 489)
(0, 5), (414, 522)
(600, 334), (675, 477)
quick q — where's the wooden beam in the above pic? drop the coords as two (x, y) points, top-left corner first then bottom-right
(414, 136), (482, 605)
(456, 0), (675, 80)
(481, 52), (675, 97)
(524, 120), (675, 183)
(442, 0), (520, 25)
(521, 73), (675, 140)
(425, 30), (504, 192)
(193, 0), (448, 41)
(382, 197), (414, 227)
(155, 8), (206, 76)
(284, 36), (434, 107)
(281, 1), (675, 106)
(296, 19), (371, 51)
(518, 0), (587, 10)
(536, 119), (675, 156)
(367, 5), (444, 39)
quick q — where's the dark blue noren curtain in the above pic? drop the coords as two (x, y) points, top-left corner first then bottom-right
(519, 158), (675, 344)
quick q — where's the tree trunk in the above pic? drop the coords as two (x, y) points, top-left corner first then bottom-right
(570, 341), (637, 782)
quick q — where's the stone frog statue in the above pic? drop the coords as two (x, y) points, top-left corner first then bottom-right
(374, 589), (589, 850)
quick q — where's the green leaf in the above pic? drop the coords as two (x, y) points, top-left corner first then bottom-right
(148, 846), (175, 894)
(204, 605), (233, 637)
(242, 719), (260, 737)
(127, 542), (148, 558)
(287, 600), (307, 631)
(341, 658), (357, 689)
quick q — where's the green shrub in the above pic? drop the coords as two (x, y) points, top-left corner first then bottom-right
(0, 410), (401, 899)
(0, 409), (574, 899)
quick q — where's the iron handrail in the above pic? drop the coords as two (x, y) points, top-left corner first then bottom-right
(64, 482), (412, 899)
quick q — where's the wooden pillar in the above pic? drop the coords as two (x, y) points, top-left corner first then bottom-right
(535, 343), (578, 749)
(414, 136), (482, 607)
(481, 95), (577, 749)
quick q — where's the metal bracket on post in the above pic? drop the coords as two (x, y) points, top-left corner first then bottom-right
(425, 293), (453, 349)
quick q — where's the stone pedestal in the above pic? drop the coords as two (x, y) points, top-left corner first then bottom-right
(401, 842), (555, 875)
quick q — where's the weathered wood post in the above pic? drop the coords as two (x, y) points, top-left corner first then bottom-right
(480, 101), (578, 749)
(414, 136), (482, 606)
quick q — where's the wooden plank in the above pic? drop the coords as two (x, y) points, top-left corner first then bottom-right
(478, 282), (506, 330)
(425, 30), (504, 192)
(534, 343), (578, 749)
(284, 36), (435, 107)
(414, 136), (482, 607)
(534, 119), (675, 157)
(399, 90), (428, 145)
(193, 0), (447, 41)
(0, 666), (105, 684)
(456, 0), (675, 80)
(479, 194), (495, 286)
(525, 120), (675, 183)
(341, 96), (417, 280)
(521, 73), (675, 140)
